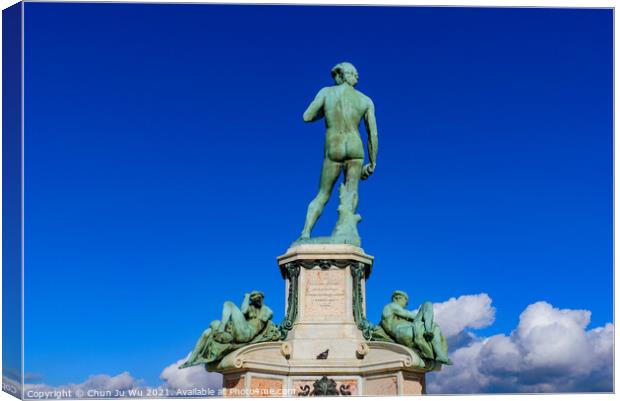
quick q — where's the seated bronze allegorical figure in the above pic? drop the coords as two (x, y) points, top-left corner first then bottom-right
(373, 290), (452, 365)
(180, 291), (280, 369)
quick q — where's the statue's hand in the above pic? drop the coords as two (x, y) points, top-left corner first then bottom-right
(361, 164), (375, 181)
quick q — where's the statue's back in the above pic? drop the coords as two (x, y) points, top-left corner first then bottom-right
(323, 85), (369, 134)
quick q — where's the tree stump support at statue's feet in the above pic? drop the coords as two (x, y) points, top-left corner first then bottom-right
(331, 185), (362, 247)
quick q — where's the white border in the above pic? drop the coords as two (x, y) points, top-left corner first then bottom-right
(0, 2), (615, 401)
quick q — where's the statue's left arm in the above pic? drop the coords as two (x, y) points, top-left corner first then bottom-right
(362, 99), (378, 180)
(303, 88), (327, 123)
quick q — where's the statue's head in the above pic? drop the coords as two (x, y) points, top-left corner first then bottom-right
(331, 62), (359, 87)
(392, 290), (409, 307)
(249, 290), (264, 307)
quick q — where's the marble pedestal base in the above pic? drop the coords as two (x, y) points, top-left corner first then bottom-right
(214, 244), (434, 397)
(218, 341), (427, 397)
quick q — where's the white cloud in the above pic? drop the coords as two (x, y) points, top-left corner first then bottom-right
(160, 354), (222, 391)
(21, 355), (224, 399)
(427, 300), (614, 393)
(23, 372), (145, 398)
(22, 295), (612, 396)
(433, 293), (496, 338)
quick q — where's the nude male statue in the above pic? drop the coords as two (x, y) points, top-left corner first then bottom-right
(213, 290), (273, 344)
(180, 291), (273, 368)
(298, 62), (378, 244)
(381, 290), (452, 365)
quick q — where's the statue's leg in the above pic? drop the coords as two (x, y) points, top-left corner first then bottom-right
(217, 301), (237, 332)
(228, 306), (254, 343)
(185, 328), (211, 364)
(300, 159), (342, 238)
(431, 325), (452, 364)
(181, 320), (220, 367)
(343, 159), (363, 196)
(343, 159), (363, 210)
(210, 320), (220, 331)
(417, 301), (434, 333)
(413, 320), (434, 359)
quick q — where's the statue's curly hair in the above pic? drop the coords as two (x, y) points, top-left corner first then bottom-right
(331, 62), (358, 84)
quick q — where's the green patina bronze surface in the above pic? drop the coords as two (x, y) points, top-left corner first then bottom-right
(295, 62), (378, 247)
(278, 263), (300, 340)
(180, 291), (280, 370)
(373, 290), (452, 366)
(298, 376), (352, 396)
(179, 64), (454, 373)
(351, 262), (374, 340)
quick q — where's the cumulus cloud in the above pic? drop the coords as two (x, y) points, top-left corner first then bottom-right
(20, 355), (223, 399)
(427, 300), (614, 394)
(160, 354), (222, 391)
(433, 293), (496, 338)
(23, 372), (145, 398)
(21, 295), (612, 396)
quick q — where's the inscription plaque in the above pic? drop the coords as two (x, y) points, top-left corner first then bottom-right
(302, 268), (347, 320)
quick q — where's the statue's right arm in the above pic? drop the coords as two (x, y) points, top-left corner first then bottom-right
(240, 293), (250, 314)
(361, 98), (378, 180)
(392, 303), (416, 321)
(303, 88), (327, 122)
(364, 99), (378, 167)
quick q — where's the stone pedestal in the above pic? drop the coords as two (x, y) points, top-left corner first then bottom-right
(215, 244), (434, 397)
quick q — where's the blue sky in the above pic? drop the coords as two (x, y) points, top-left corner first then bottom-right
(22, 3), (612, 390)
